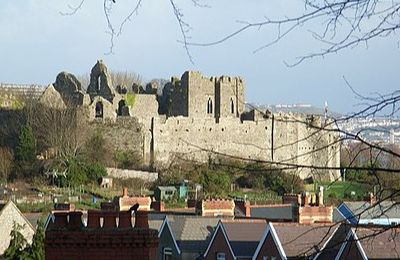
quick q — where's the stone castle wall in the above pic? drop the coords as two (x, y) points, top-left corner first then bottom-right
(88, 117), (147, 163)
(153, 117), (272, 166)
(152, 113), (340, 180)
(3, 61), (340, 181)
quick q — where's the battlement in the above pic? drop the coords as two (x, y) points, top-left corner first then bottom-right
(218, 75), (243, 84)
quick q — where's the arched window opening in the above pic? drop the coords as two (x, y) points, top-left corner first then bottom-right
(207, 98), (213, 114)
(117, 100), (129, 116)
(230, 97), (235, 114)
(95, 102), (103, 118)
(97, 76), (101, 91)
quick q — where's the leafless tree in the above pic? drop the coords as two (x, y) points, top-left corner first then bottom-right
(0, 147), (13, 181)
(77, 70), (143, 92)
(62, 0), (399, 65)
(27, 102), (88, 160)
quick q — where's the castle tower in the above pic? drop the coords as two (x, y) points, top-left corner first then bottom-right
(215, 76), (245, 121)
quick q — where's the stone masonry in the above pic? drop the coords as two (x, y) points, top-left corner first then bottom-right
(35, 60), (340, 181)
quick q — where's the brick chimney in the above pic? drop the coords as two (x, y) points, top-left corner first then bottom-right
(46, 210), (159, 260)
(235, 200), (251, 217)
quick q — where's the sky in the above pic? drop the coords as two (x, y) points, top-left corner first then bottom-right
(0, 0), (399, 114)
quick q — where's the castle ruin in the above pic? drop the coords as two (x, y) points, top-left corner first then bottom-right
(38, 60), (340, 180)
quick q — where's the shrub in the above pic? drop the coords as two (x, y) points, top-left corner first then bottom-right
(114, 149), (142, 169)
(201, 169), (231, 195)
(53, 157), (107, 187)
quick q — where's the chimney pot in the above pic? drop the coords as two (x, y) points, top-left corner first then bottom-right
(87, 210), (101, 228)
(119, 211), (132, 228)
(135, 211), (149, 228)
(123, 187), (128, 197)
(103, 211), (117, 229)
(67, 211), (83, 230)
(54, 212), (68, 228)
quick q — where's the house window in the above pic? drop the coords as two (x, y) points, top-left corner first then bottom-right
(216, 252), (225, 260)
(207, 98), (213, 114)
(163, 247), (172, 260)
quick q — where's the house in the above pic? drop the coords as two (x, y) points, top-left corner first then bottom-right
(204, 220), (268, 259)
(270, 223), (337, 259)
(204, 220), (339, 260)
(0, 200), (35, 255)
(334, 226), (400, 259)
(149, 214), (222, 259)
(336, 199), (400, 225)
(149, 215), (181, 260)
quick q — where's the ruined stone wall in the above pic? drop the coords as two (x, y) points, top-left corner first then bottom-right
(153, 116), (272, 166)
(152, 113), (340, 181)
(216, 76), (244, 119)
(106, 167), (158, 182)
(129, 94), (158, 120)
(88, 117), (150, 164)
(169, 78), (188, 117)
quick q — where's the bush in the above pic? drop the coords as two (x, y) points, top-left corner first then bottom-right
(53, 157), (107, 187)
(237, 163), (304, 195)
(114, 149), (142, 169)
(15, 124), (36, 163)
(84, 132), (108, 164)
(201, 169), (231, 195)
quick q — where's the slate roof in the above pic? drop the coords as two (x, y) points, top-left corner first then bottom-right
(354, 226), (400, 259)
(343, 201), (400, 220)
(315, 223), (350, 259)
(156, 186), (177, 191)
(149, 213), (221, 253)
(222, 221), (268, 258)
(273, 223), (338, 258)
(23, 213), (42, 230)
(170, 215), (221, 253)
(250, 204), (293, 220)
